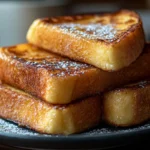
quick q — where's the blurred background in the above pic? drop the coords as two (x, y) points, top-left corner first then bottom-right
(0, 0), (150, 46)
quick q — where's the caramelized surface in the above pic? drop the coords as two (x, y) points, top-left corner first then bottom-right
(0, 84), (101, 135)
(41, 10), (139, 42)
(27, 10), (145, 71)
(2, 44), (91, 77)
(0, 43), (150, 104)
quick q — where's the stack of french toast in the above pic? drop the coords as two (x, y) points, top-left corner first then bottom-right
(0, 9), (150, 135)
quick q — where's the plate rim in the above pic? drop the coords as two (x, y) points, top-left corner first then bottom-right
(1, 124), (150, 149)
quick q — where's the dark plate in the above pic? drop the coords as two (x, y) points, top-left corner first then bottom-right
(0, 118), (150, 150)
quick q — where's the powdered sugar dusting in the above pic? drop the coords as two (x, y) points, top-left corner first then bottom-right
(56, 23), (117, 41)
(84, 123), (150, 136)
(1, 118), (150, 137)
(38, 60), (89, 70)
(25, 60), (90, 77)
(0, 118), (38, 135)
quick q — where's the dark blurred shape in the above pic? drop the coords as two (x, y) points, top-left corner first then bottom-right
(0, 0), (69, 46)
(68, 0), (148, 14)
(0, 0), (150, 46)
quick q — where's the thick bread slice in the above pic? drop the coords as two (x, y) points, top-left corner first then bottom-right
(0, 84), (101, 135)
(103, 80), (150, 127)
(27, 10), (145, 71)
(0, 43), (150, 104)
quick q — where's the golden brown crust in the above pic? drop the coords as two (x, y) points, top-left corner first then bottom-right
(0, 43), (150, 104)
(103, 80), (150, 127)
(40, 10), (142, 43)
(27, 9), (145, 70)
(0, 44), (94, 104)
(0, 84), (101, 135)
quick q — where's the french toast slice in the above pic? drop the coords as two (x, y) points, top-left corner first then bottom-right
(0, 43), (150, 104)
(0, 83), (101, 135)
(27, 10), (145, 71)
(103, 80), (150, 127)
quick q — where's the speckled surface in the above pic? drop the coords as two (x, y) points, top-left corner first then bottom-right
(56, 23), (117, 41)
(0, 118), (150, 136)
